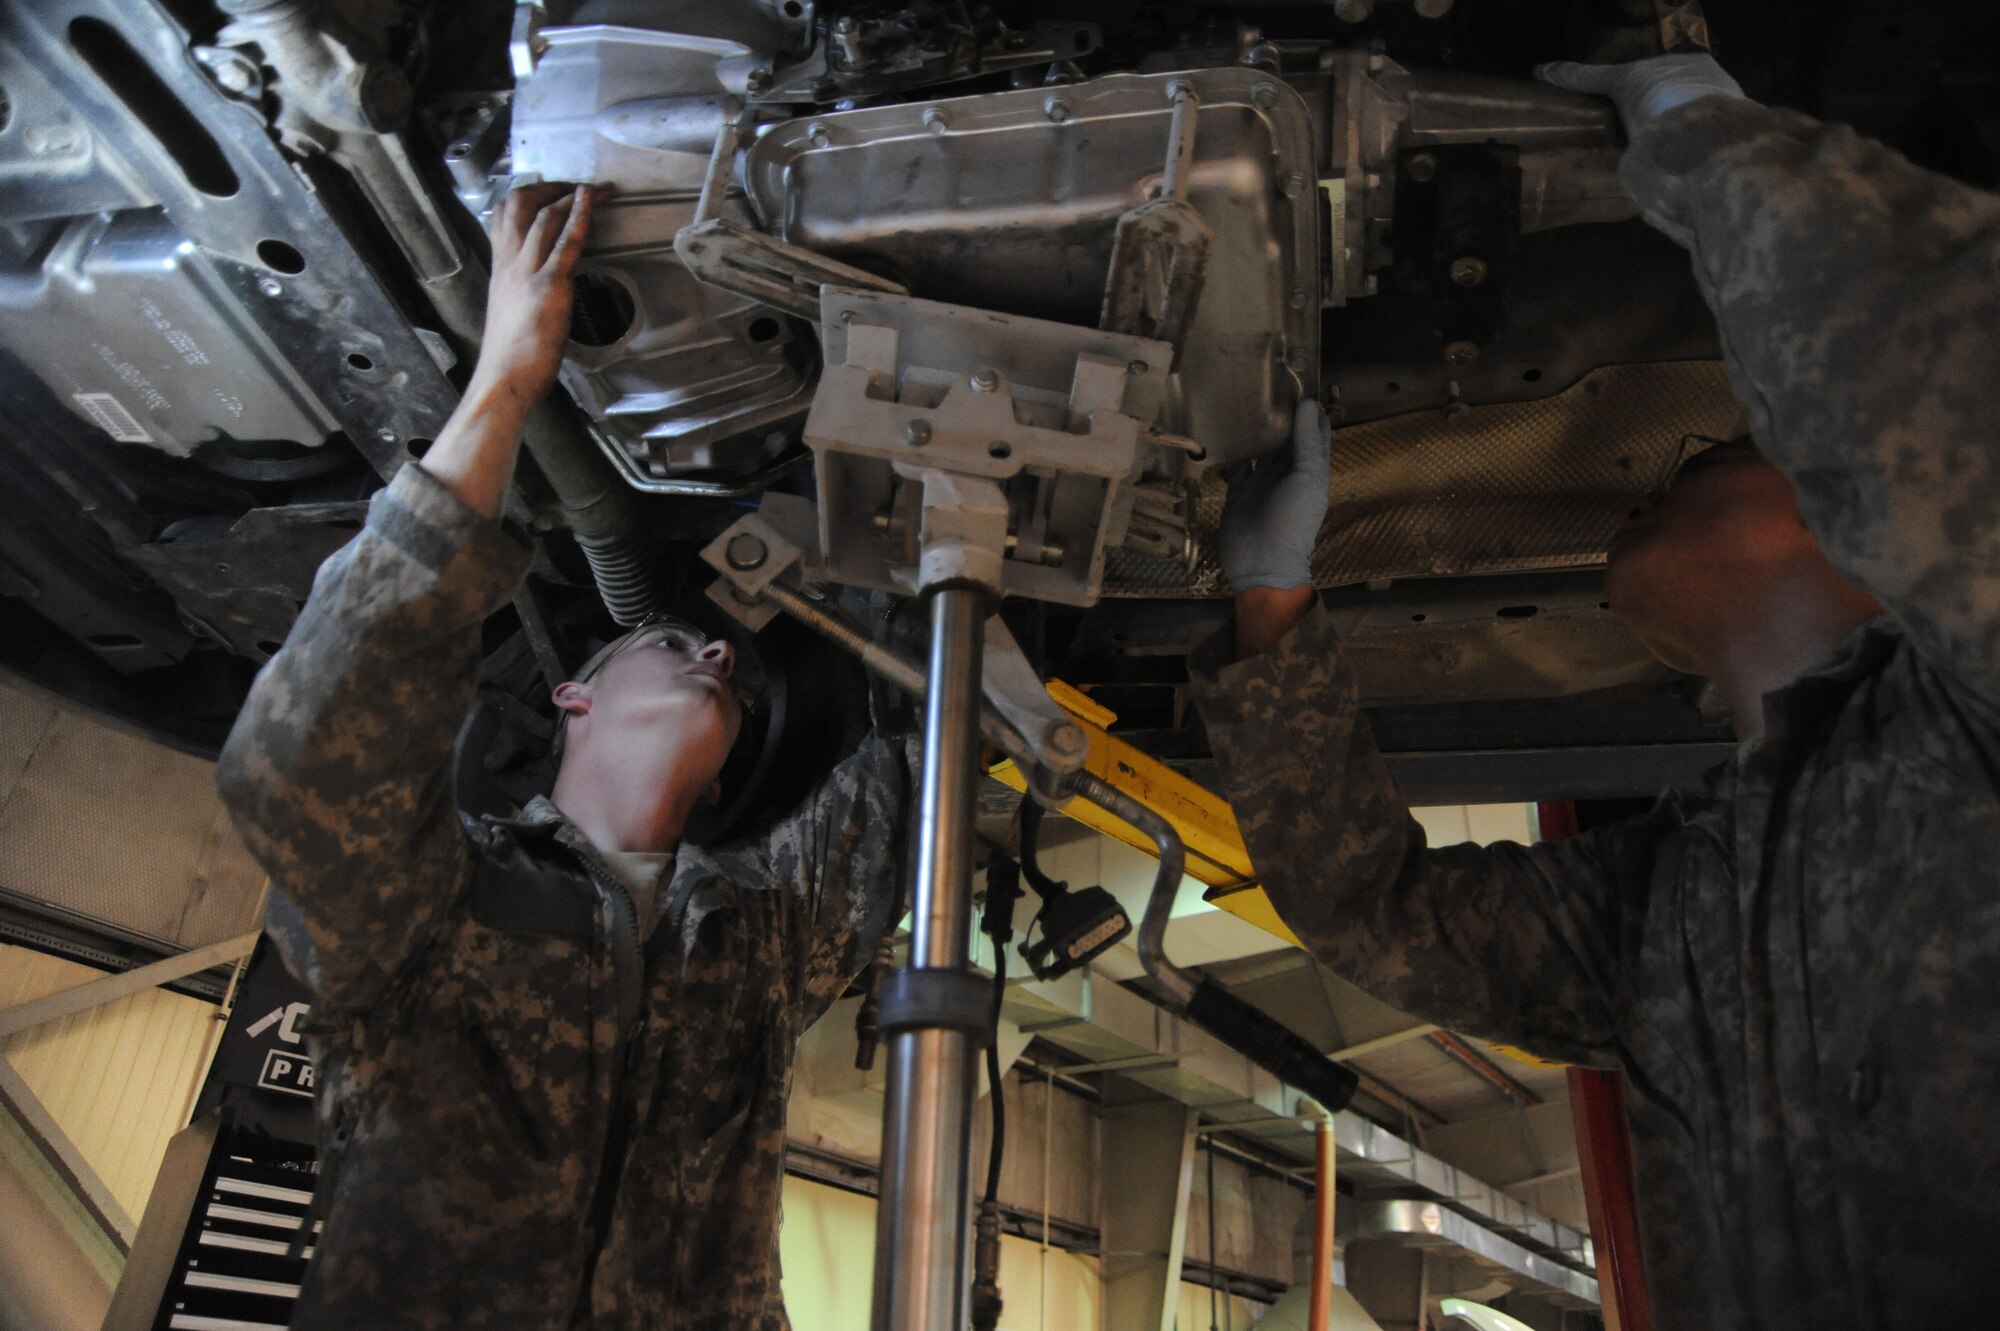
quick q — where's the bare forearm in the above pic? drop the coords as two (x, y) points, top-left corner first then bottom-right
(419, 374), (534, 520)
(423, 183), (599, 519)
(1233, 585), (1316, 659)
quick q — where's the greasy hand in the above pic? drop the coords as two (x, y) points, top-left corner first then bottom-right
(470, 183), (602, 408)
(1536, 54), (1745, 132)
(1218, 399), (1332, 593)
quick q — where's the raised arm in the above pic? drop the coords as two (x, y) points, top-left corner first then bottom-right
(216, 186), (595, 1013)
(706, 716), (920, 1026)
(1543, 55), (2000, 705)
(1190, 604), (1669, 1065)
(1194, 404), (1666, 1064)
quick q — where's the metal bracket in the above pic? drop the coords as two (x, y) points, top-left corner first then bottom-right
(698, 512), (806, 631)
(701, 509), (1089, 796)
(981, 617), (1087, 796)
(910, 470), (1008, 593)
(509, 1), (548, 82)
(674, 217), (906, 319)
(1100, 81), (1215, 352)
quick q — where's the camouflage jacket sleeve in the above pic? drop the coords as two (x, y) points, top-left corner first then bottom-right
(1621, 96), (2000, 707)
(1188, 606), (1675, 1066)
(734, 728), (920, 1023)
(215, 464), (533, 1014)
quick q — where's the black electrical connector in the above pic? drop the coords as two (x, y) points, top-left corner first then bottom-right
(1017, 795), (1133, 981)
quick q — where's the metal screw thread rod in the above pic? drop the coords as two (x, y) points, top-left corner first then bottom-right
(760, 583), (926, 695)
(872, 587), (986, 1331)
(759, 581), (1047, 770)
(1161, 85), (1200, 202)
(693, 111), (745, 227)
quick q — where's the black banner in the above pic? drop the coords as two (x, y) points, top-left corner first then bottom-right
(194, 935), (318, 1147)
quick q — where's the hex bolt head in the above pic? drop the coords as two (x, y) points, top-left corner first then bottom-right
(1291, 285), (1308, 310)
(923, 107), (949, 135)
(969, 368), (999, 393)
(259, 278), (284, 297)
(1444, 340), (1481, 368)
(746, 68), (773, 94)
(1127, 359), (1150, 376)
(1449, 254), (1489, 288)
(1252, 83), (1280, 109)
(1281, 171), (1306, 199)
(1406, 153), (1438, 183)
(1044, 722), (1088, 763)
(904, 418), (933, 446)
(808, 122), (831, 148)
(1044, 96), (1071, 123)
(725, 533), (769, 571)
(1288, 351), (1310, 374)
(376, 427), (397, 443)
(356, 67), (413, 133)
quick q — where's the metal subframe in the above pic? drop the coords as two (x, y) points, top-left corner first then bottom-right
(872, 586), (986, 1331)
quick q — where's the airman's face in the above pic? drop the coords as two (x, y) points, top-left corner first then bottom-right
(1604, 453), (1809, 674)
(555, 623), (744, 787)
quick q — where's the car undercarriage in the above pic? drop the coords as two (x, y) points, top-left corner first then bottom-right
(3, 0), (1996, 824)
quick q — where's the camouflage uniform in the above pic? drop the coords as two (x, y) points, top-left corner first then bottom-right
(216, 464), (914, 1331)
(1189, 97), (2000, 1330)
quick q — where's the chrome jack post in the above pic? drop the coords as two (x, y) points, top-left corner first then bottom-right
(870, 582), (989, 1331)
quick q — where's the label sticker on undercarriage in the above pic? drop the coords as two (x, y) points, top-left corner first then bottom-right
(72, 391), (153, 444)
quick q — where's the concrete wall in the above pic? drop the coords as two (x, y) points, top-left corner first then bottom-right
(0, 677), (264, 948)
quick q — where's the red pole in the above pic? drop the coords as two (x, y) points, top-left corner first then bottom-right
(1309, 1114), (1337, 1330)
(1539, 803), (1652, 1331)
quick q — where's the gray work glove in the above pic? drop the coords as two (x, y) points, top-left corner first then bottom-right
(1536, 53), (1746, 132)
(1217, 400), (1332, 593)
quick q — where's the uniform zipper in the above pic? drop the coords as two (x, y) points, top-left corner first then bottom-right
(288, 1103), (355, 1263)
(586, 861), (644, 1039)
(570, 855), (648, 1327)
